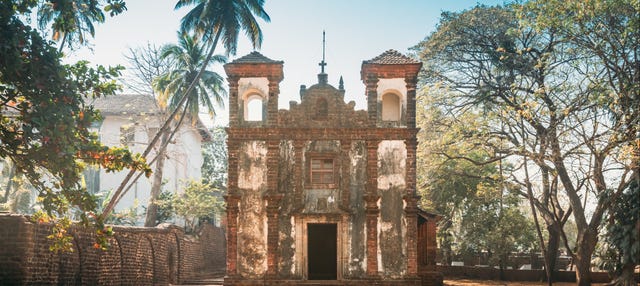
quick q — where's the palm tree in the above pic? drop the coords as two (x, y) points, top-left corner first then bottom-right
(143, 33), (227, 227)
(154, 33), (227, 119)
(100, 0), (270, 222)
(176, 0), (269, 55)
(37, 0), (105, 52)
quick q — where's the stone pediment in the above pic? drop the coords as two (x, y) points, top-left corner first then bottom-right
(278, 82), (368, 128)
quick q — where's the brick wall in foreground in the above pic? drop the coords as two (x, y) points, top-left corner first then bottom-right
(0, 213), (225, 285)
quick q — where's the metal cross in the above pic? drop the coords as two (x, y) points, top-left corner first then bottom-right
(319, 30), (327, 73)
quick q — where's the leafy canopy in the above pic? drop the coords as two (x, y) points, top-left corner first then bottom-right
(1, 0), (149, 236)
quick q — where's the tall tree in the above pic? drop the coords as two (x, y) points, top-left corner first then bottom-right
(122, 43), (175, 95)
(142, 32), (226, 227)
(417, 90), (535, 272)
(36, 0), (126, 52)
(521, 1), (639, 284)
(413, 6), (567, 283)
(1, 0), (148, 247)
(99, 0), (270, 221)
(413, 3), (637, 285)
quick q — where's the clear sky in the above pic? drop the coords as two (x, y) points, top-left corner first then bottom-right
(66, 0), (505, 126)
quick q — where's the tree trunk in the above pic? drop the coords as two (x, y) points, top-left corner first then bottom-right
(546, 225), (561, 281)
(607, 263), (638, 286)
(144, 129), (170, 227)
(574, 229), (598, 286)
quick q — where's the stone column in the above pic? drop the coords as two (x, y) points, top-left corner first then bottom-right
(225, 137), (240, 277)
(267, 79), (280, 127)
(265, 194), (283, 277)
(365, 139), (380, 277)
(404, 195), (420, 276)
(405, 76), (418, 129)
(364, 194), (380, 277)
(365, 75), (379, 127)
(227, 77), (239, 127)
(266, 140), (279, 198)
(293, 140), (305, 212)
(340, 139), (352, 210)
(405, 138), (417, 197)
(224, 195), (240, 277)
(366, 140), (379, 197)
(405, 137), (419, 276)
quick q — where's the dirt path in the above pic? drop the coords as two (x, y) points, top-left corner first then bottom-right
(445, 278), (609, 285)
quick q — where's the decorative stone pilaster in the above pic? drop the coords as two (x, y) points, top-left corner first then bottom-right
(267, 140), (279, 195)
(267, 79), (280, 127)
(366, 140), (379, 196)
(265, 194), (283, 277)
(365, 75), (379, 127)
(405, 137), (419, 276)
(405, 76), (418, 129)
(340, 140), (352, 210)
(404, 194), (420, 276)
(227, 77), (240, 127)
(293, 140), (305, 212)
(364, 194), (380, 277)
(224, 195), (240, 277)
(226, 138), (239, 196)
(405, 137), (418, 197)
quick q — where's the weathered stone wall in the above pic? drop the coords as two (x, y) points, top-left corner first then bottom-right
(0, 213), (225, 285)
(237, 140), (268, 278)
(377, 140), (407, 278)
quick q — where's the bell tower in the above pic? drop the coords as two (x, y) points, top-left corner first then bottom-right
(224, 52), (284, 127)
(360, 50), (422, 128)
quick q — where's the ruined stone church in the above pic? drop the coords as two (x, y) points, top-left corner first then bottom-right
(223, 49), (439, 285)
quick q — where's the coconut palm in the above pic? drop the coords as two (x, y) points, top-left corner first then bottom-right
(37, 0), (105, 52)
(100, 0), (270, 221)
(176, 0), (269, 55)
(154, 32), (227, 119)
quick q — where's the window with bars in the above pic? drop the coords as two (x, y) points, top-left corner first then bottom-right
(309, 158), (335, 188)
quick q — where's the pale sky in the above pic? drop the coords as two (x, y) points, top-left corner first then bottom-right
(65, 0), (505, 126)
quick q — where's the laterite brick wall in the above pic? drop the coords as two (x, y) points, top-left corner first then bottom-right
(0, 213), (225, 285)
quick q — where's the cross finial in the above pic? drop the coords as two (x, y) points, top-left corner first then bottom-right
(319, 30), (327, 73)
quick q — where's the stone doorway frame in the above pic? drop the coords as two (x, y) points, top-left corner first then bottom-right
(295, 214), (348, 281)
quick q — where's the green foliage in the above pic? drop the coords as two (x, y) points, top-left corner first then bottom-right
(417, 90), (536, 266)
(201, 127), (227, 190)
(413, 3), (638, 283)
(600, 179), (640, 276)
(153, 32), (227, 119)
(36, 0), (128, 51)
(154, 189), (175, 225)
(1, 0), (149, 249)
(31, 211), (74, 252)
(172, 179), (224, 233)
(176, 0), (270, 55)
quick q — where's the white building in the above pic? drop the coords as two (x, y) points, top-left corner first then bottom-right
(89, 94), (211, 218)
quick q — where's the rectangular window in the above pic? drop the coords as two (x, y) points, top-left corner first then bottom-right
(120, 125), (135, 145)
(310, 158), (335, 187)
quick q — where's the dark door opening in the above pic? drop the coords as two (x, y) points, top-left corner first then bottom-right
(307, 223), (337, 280)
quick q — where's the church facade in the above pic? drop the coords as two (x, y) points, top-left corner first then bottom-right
(223, 50), (436, 285)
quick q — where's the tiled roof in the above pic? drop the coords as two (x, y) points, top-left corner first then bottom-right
(91, 94), (160, 115)
(230, 51), (283, 64)
(90, 94), (213, 141)
(363, 49), (420, 65)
